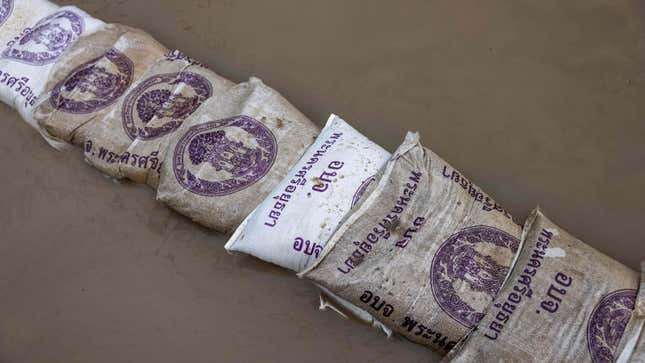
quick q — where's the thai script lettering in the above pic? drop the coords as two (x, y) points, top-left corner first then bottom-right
(394, 216), (426, 248)
(292, 237), (323, 258)
(312, 161), (344, 192)
(336, 170), (422, 274)
(264, 132), (342, 227)
(0, 69), (37, 108)
(359, 290), (394, 318)
(483, 228), (554, 340)
(164, 49), (206, 68)
(84, 140), (163, 174)
(441, 165), (512, 219)
(401, 316), (457, 352)
(537, 272), (572, 314)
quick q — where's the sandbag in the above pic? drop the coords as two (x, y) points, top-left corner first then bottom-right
(156, 77), (319, 233)
(67, 28), (168, 177)
(0, 6), (105, 148)
(444, 208), (640, 363)
(117, 50), (233, 188)
(0, 0), (59, 47)
(300, 132), (522, 354)
(34, 24), (127, 143)
(615, 262), (644, 363)
(225, 113), (390, 272)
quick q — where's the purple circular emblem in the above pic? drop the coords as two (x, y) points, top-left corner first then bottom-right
(587, 289), (637, 363)
(122, 72), (212, 140)
(0, 0), (13, 27)
(50, 49), (133, 114)
(172, 115), (278, 197)
(351, 175), (376, 209)
(430, 225), (520, 328)
(2, 10), (84, 65)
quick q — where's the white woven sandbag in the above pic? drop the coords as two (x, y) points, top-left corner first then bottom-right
(225, 114), (390, 272)
(0, 5), (105, 148)
(156, 77), (320, 233)
(117, 50), (233, 188)
(0, 0), (59, 48)
(301, 132), (522, 354)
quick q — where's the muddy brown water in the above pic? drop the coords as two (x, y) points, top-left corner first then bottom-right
(1, 0), (644, 362)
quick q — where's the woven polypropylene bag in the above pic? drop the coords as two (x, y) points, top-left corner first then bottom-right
(301, 131), (522, 354)
(444, 208), (640, 363)
(225, 113), (390, 272)
(156, 77), (319, 233)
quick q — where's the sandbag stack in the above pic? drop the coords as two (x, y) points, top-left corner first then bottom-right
(443, 209), (641, 362)
(0, 0), (320, 236)
(1, 1), (642, 361)
(300, 132), (523, 353)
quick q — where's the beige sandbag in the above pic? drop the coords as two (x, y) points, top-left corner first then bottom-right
(444, 208), (639, 363)
(34, 24), (127, 143)
(156, 77), (319, 233)
(615, 262), (644, 363)
(69, 28), (168, 177)
(0, 0), (59, 48)
(300, 132), (522, 354)
(117, 50), (234, 188)
(0, 6), (106, 149)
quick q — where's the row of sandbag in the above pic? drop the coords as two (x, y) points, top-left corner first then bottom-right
(231, 130), (645, 362)
(1, 1), (644, 362)
(0, 0), (319, 233)
(0, 0), (389, 344)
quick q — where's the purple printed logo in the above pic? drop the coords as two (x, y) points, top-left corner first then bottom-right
(351, 175), (376, 209)
(50, 49), (133, 114)
(122, 72), (212, 140)
(0, 0), (13, 27)
(172, 115), (277, 196)
(430, 225), (520, 328)
(2, 10), (84, 65)
(587, 289), (637, 363)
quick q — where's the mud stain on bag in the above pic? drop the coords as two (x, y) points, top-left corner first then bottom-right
(445, 208), (640, 363)
(156, 77), (319, 233)
(301, 131), (522, 354)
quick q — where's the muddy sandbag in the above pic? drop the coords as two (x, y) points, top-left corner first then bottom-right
(67, 28), (168, 177)
(300, 132), (522, 354)
(0, 0), (59, 47)
(156, 77), (319, 233)
(34, 24), (128, 143)
(0, 6), (105, 148)
(117, 50), (233, 188)
(444, 208), (640, 363)
(225, 113), (390, 271)
(225, 113), (390, 338)
(615, 262), (644, 363)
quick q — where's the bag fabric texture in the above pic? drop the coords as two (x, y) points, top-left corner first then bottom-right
(34, 23), (128, 143)
(68, 28), (169, 177)
(225, 113), (390, 272)
(117, 50), (234, 188)
(156, 77), (320, 233)
(0, 0), (60, 47)
(0, 5), (105, 148)
(301, 132), (522, 354)
(444, 208), (640, 363)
